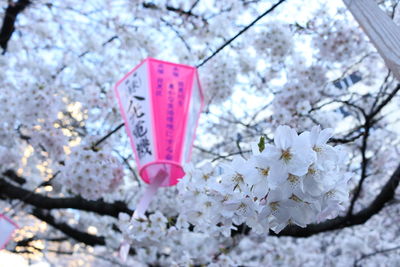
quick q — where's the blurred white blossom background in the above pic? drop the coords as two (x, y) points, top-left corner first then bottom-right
(0, 0), (400, 266)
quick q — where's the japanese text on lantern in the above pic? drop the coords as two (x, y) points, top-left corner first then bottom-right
(173, 66), (185, 107)
(153, 63), (187, 161)
(166, 81), (174, 160)
(164, 63), (175, 160)
(123, 71), (152, 160)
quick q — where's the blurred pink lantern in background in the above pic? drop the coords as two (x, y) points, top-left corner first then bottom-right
(0, 214), (18, 250)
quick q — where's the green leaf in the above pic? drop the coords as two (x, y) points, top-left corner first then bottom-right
(258, 136), (265, 152)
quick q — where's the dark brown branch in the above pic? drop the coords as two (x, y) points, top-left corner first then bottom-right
(143, 2), (201, 18)
(32, 208), (105, 246)
(367, 83), (400, 121)
(330, 130), (364, 144)
(188, 0), (201, 13)
(12, 247), (73, 255)
(369, 70), (392, 112)
(347, 84), (400, 215)
(0, 0), (31, 53)
(0, 177), (133, 218)
(3, 169), (26, 185)
(15, 237), (68, 248)
(347, 118), (370, 216)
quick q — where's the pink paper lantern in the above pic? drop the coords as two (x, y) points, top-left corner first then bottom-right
(0, 214), (18, 250)
(114, 58), (204, 187)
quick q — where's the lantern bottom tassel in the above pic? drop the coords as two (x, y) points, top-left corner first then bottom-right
(119, 169), (168, 262)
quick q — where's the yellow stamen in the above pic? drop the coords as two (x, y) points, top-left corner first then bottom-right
(289, 194), (302, 202)
(313, 145), (322, 152)
(280, 149), (292, 162)
(233, 173), (244, 184)
(270, 201), (279, 211)
(257, 167), (270, 176)
(202, 173), (210, 181)
(287, 174), (299, 183)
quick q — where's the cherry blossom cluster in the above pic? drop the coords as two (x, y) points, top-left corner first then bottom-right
(0, 91), (18, 126)
(59, 146), (124, 200)
(253, 22), (293, 61)
(177, 125), (351, 235)
(29, 123), (68, 163)
(0, 124), (20, 171)
(200, 56), (237, 104)
(118, 211), (218, 265)
(311, 12), (368, 62)
(118, 211), (168, 246)
(270, 57), (344, 130)
(0, 145), (19, 171)
(16, 85), (62, 126)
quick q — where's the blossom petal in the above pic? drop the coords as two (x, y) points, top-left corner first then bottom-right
(268, 162), (288, 189)
(274, 125), (297, 150)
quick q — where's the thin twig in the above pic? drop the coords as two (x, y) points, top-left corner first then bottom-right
(188, 0), (201, 13)
(354, 245), (400, 267)
(161, 18), (192, 52)
(92, 123), (124, 149)
(114, 150), (141, 185)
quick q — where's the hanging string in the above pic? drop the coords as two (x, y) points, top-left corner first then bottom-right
(196, 0), (287, 68)
(119, 168), (168, 261)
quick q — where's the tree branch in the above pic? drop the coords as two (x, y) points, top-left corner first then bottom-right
(32, 208), (105, 246)
(348, 84), (400, 215)
(367, 83), (400, 121)
(142, 2), (201, 18)
(0, 176), (133, 218)
(347, 118), (370, 216)
(0, 0), (31, 53)
(3, 169), (26, 185)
